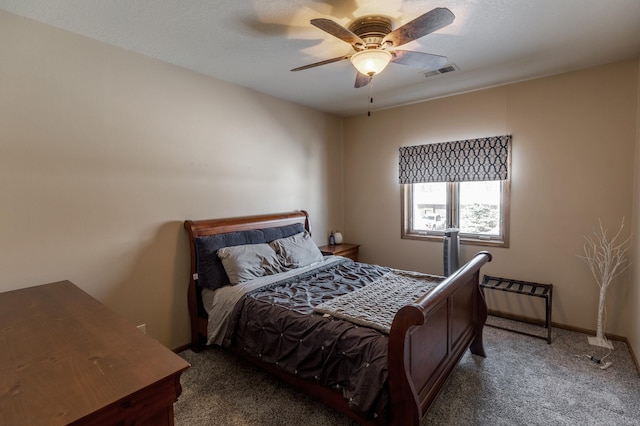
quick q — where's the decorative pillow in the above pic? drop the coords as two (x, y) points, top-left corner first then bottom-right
(194, 223), (305, 290)
(270, 231), (324, 269)
(217, 243), (284, 285)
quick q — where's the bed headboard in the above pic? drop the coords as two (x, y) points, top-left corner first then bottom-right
(185, 210), (310, 239)
(183, 210), (310, 351)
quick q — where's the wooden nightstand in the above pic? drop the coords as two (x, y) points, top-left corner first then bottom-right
(319, 243), (360, 262)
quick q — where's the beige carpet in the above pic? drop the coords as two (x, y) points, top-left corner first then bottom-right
(174, 318), (640, 425)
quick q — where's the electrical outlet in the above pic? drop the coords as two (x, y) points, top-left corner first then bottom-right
(137, 324), (146, 334)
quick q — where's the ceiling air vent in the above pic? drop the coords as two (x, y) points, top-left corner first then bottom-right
(423, 64), (459, 78)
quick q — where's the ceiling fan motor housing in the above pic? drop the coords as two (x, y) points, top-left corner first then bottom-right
(348, 16), (392, 50)
(292, 7), (455, 89)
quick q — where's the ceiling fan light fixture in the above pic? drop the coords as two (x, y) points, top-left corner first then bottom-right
(350, 50), (392, 76)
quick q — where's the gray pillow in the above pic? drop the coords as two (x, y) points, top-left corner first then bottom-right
(193, 223), (306, 290)
(217, 243), (283, 284)
(270, 231), (324, 269)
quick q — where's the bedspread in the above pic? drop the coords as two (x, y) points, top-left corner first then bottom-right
(314, 269), (441, 334)
(223, 260), (395, 418)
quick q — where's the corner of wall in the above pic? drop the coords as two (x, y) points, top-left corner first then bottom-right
(628, 57), (640, 370)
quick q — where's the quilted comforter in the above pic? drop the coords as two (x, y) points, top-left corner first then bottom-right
(221, 259), (441, 419)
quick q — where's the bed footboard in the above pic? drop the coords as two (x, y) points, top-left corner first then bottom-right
(387, 251), (492, 425)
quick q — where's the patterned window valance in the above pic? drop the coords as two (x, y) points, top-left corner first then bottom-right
(398, 135), (511, 184)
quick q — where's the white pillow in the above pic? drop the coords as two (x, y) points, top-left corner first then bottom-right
(270, 231), (324, 269)
(217, 243), (283, 284)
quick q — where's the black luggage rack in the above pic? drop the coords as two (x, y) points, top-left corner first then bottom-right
(480, 275), (553, 344)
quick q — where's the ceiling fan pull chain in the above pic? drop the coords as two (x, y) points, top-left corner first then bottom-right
(368, 75), (374, 117)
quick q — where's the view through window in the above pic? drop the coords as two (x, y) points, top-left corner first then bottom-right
(406, 180), (507, 245)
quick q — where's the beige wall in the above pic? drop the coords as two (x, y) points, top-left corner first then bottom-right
(630, 60), (640, 363)
(344, 60), (639, 337)
(0, 11), (344, 350)
(2, 9), (639, 353)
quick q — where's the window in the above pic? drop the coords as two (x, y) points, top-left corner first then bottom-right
(399, 136), (511, 247)
(402, 180), (509, 246)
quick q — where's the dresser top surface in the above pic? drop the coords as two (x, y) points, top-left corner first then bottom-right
(0, 280), (190, 425)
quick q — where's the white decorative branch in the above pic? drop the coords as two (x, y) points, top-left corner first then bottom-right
(577, 218), (632, 349)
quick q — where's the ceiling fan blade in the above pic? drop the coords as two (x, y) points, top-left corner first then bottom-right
(291, 55), (350, 72)
(383, 8), (454, 48)
(311, 18), (365, 48)
(354, 72), (371, 88)
(391, 50), (448, 70)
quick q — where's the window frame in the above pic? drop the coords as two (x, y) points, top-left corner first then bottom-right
(401, 180), (510, 248)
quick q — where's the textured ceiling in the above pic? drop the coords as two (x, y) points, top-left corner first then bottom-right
(2, 0), (640, 117)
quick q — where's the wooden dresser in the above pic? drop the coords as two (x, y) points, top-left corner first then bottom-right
(0, 280), (190, 425)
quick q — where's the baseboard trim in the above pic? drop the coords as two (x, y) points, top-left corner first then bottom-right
(487, 309), (626, 339)
(172, 312), (640, 374)
(487, 309), (639, 373)
(625, 338), (640, 375)
(173, 343), (191, 353)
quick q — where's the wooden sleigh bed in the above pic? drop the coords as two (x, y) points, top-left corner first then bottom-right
(184, 210), (491, 425)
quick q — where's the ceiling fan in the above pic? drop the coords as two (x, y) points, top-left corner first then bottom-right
(291, 7), (455, 88)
